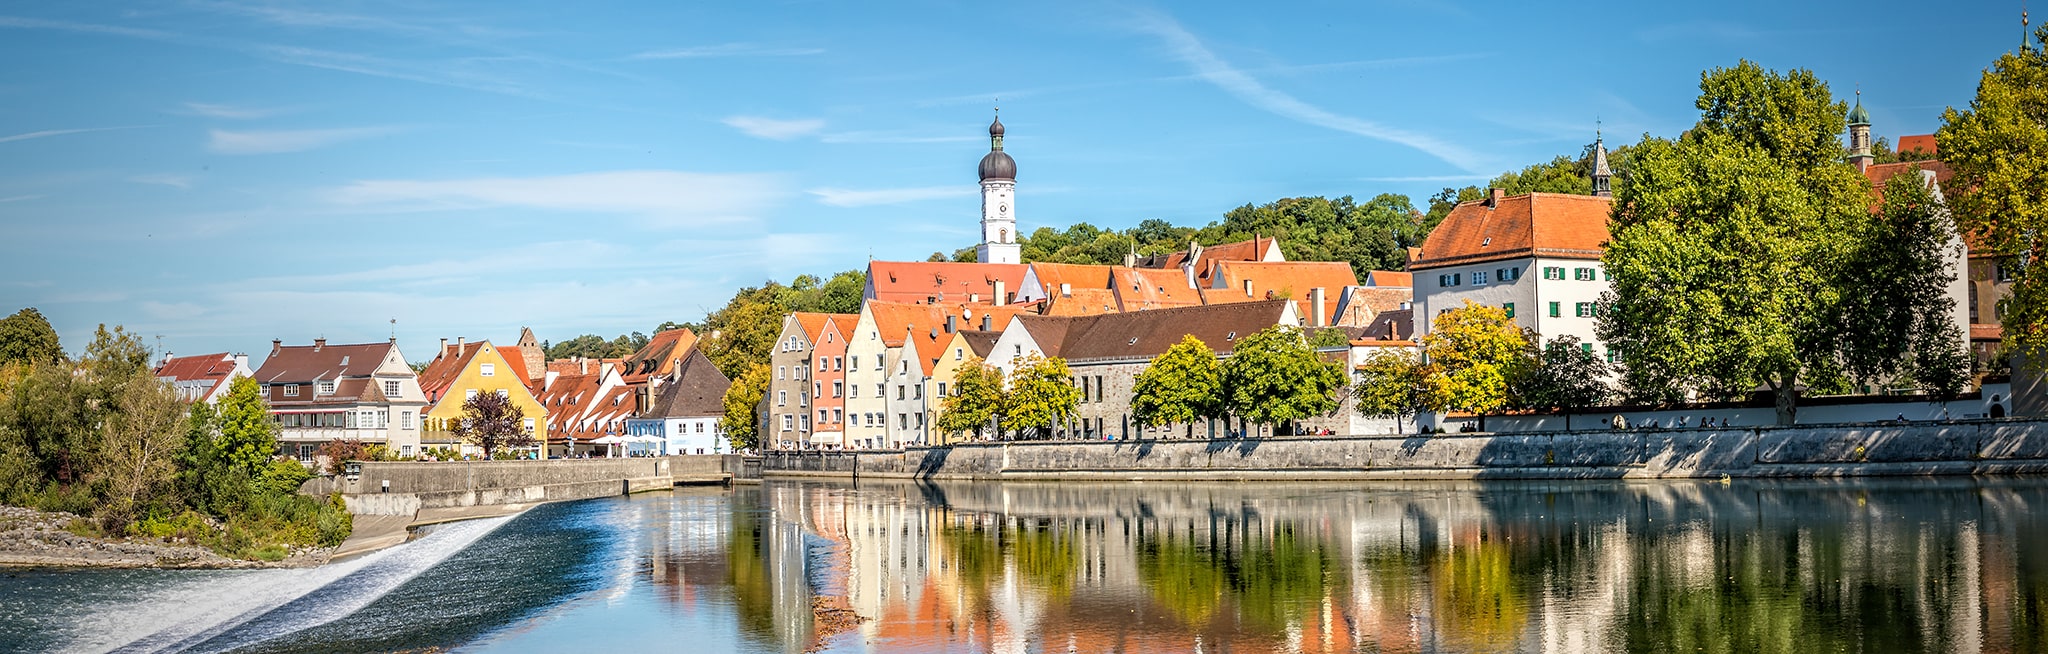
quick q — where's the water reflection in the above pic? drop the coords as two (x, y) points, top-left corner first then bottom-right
(699, 478), (2048, 653)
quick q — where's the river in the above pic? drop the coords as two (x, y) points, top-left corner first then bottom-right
(6, 477), (2048, 653)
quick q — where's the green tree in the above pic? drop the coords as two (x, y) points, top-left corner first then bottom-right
(720, 363), (769, 450)
(1004, 354), (1079, 439)
(1836, 164), (1971, 397)
(1419, 302), (1530, 415)
(94, 373), (186, 530)
(456, 390), (533, 458)
(0, 308), (61, 366)
(1130, 335), (1224, 437)
(1510, 335), (1612, 412)
(1939, 28), (2048, 357)
(1207, 194), (1428, 277)
(213, 376), (279, 478)
(1600, 61), (1870, 423)
(1220, 326), (1347, 436)
(1352, 348), (1426, 434)
(938, 357), (1005, 439)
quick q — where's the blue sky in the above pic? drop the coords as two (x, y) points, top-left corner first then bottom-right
(0, 1), (2021, 364)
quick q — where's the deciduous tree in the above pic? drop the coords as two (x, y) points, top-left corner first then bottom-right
(938, 357), (1005, 440)
(720, 363), (770, 451)
(1939, 28), (2048, 357)
(214, 376), (280, 477)
(1419, 302), (1530, 415)
(455, 390), (532, 459)
(0, 308), (61, 367)
(96, 374), (185, 530)
(1352, 348), (1426, 434)
(1131, 335), (1224, 437)
(1836, 164), (1971, 397)
(1004, 354), (1079, 439)
(1220, 326), (1346, 436)
(1510, 335), (1612, 412)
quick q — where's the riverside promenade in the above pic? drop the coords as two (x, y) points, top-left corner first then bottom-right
(763, 418), (2048, 481)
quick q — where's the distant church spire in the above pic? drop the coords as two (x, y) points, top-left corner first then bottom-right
(1590, 123), (1612, 198)
(976, 107), (1020, 265)
(1848, 89), (1873, 172)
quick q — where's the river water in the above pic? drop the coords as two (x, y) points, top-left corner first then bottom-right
(6, 477), (2048, 653)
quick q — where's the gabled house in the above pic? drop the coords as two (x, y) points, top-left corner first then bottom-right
(1013, 262), (1116, 305)
(415, 337), (547, 457)
(253, 338), (426, 462)
(534, 364), (627, 457)
(1203, 260), (1364, 327)
(625, 348), (731, 455)
(619, 327), (699, 388)
(764, 312), (856, 450)
(845, 301), (1027, 448)
(1410, 190), (1616, 360)
(928, 329), (1001, 445)
(154, 352), (251, 403)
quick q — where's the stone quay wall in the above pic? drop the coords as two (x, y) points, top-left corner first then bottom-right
(761, 419), (2048, 481)
(303, 455), (738, 515)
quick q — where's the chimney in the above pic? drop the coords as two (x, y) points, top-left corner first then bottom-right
(313, 337), (325, 352)
(981, 314), (992, 331)
(234, 353), (248, 370)
(1060, 283), (1071, 297)
(457, 337), (466, 357)
(1486, 187), (1504, 208)
(1311, 287), (1327, 327)
(579, 357), (589, 375)
(1243, 279), (1255, 297)
(946, 316), (957, 333)
(439, 338), (448, 355)
(271, 339), (281, 355)
(993, 280), (1007, 305)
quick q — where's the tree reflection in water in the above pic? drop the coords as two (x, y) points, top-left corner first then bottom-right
(669, 478), (2048, 653)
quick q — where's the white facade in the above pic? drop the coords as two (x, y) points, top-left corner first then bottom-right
(626, 416), (724, 455)
(843, 309), (892, 449)
(1414, 256), (1614, 362)
(977, 178), (1019, 265)
(883, 335), (935, 447)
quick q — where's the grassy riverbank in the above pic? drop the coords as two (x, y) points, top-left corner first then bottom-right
(0, 505), (334, 568)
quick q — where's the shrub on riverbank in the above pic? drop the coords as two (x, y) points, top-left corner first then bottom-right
(0, 319), (352, 560)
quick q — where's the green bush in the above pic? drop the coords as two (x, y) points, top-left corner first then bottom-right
(256, 460), (312, 496)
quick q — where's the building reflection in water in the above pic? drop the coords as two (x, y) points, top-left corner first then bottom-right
(650, 478), (2048, 653)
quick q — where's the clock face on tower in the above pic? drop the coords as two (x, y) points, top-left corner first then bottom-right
(998, 203), (1008, 215)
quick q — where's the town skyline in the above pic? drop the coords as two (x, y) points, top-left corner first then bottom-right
(0, 1), (2023, 361)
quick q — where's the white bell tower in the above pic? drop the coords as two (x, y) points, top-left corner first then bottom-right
(976, 110), (1020, 265)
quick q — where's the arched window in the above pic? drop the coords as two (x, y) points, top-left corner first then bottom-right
(1000, 228), (1008, 243)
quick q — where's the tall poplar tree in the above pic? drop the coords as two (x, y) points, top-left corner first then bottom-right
(1939, 27), (2048, 357)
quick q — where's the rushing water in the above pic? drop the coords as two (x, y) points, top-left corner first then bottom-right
(9, 478), (2048, 653)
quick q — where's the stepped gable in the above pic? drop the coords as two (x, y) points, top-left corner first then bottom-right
(1411, 192), (1613, 269)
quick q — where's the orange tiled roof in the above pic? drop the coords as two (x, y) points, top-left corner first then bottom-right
(868, 301), (1031, 348)
(154, 353), (238, 399)
(497, 347), (531, 385)
(1209, 260), (1358, 321)
(416, 340), (494, 403)
(867, 261), (1028, 305)
(1109, 266), (1203, 311)
(1972, 324), (2004, 341)
(1411, 193), (1613, 270)
(792, 312), (854, 345)
(1027, 262), (1115, 294)
(1039, 287), (1122, 316)
(1895, 134), (1938, 156)
(620, 328), (698, 386)
(1364, 270), (1411, 287)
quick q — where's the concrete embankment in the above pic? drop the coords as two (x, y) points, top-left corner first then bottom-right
(764, 419), (2048, 481)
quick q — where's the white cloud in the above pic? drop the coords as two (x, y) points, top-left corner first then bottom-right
(808, 186), (974, 208)
(721, 116), (826, 141)
(328, 170), (786, 225)
(0, 194), (40, 203)
(0, 125), (148, 145)
(182, 102), (288, 120)
(207, 126), (399, 154)
(631, 43), (824, 59)
(1129, 11), (1490, 174)
(130, 173), (196, 189)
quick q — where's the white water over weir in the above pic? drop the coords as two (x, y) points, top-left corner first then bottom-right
(64, 515), (515, 654)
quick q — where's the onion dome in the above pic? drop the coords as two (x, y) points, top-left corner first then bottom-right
(1847, 93), (1870, 126)
(977, 114), (1015, 181)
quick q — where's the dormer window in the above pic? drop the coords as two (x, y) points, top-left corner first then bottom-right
(317, 380), (335, 395)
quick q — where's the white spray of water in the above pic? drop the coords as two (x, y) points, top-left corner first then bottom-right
(57, 515), (515, 654)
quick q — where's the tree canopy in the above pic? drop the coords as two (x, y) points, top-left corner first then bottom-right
(1418, 301), (1529, 415)
(456, 390), (533, 458)
(1351, 348), (1426, 433)
(686, 270), (866, 378)
(720, 363), (770, 451)
(1510, 335), (1613, 412)
(1130, 335), (1224, 436)
(1939, 28), (2048, 358)
(1004, 354), (1080, 439)
(938, 357), (1005, 439)
(0, 308), (62, 367)
(1219, 326), (1346, 435)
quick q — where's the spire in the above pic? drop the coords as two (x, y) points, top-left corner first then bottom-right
(1847, 88), (1871, 126)
(1847, 88), (1874, 172)
(988, 104), (1005, 151)
(1590, 124), (1613, 198)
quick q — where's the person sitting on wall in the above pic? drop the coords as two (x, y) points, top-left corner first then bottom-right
(1612, 415), (1628, 430)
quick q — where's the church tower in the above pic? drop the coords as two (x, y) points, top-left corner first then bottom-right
(976, 111), (1020, 265)
(1590, 130), (1613, 198)
(1848, 90), (1873, 172)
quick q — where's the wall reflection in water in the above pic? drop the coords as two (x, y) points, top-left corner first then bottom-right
(649, 479), (2048, 654)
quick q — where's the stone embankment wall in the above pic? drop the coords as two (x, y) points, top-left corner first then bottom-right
(762, 419), (2048, 481)
(303, 456), (738, 515)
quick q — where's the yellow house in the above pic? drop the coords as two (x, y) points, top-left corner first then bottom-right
(416, 338), (547, 456)
(927, 329), (1004, 445)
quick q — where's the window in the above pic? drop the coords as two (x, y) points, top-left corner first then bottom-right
(481, 363), (495, 377)
(384, 380), (400, 397)
(800, 390), (809, 407)
(1549, 302), (1561, 318)
(850, 384), (857, 398)
(896, 385), (904, 400)
(876, 384), (885, 397)
(802, 414), (811, 431)
(466, 388), (479, 400)
(776, 390), (787, 406)
(1499, 267), (1522, 281)
(780, 414), (793, 431)
(697, 422), (706, 433)
(1602, 270), (1614, 281)
(820, 409), (828, 423)
(850, 356), (859, 370)
(401, 411), (412, 430)
(522, 418), (535, 433)
(317, 380), (335, 395)
(899, 413), (908, 429)
(1575, 302), (1596, 318)
(815, 382), (822, 397)
(938, 382), (948, 396)
(913, 385), (922, 400)
(1472, 270), (1489, 285)
(496, 388), (509, 399)
(833, 381), (843, 397)
(1438, 273), (1464, 287)
(833, 409), (842, 423)
(1543, 267), (1565, 280)
(875, 357), (882, 371)
(1574, 267), (1596, 281)
(777, 366), (785, 381)
(955, 348), (964, 361)
(834, 356), (843, 370)
(1503, 303), (1515, 318)
(1015, 344), (1022, 357)
(284, 384), (299, 397)
(1607, 350), (1619, 363)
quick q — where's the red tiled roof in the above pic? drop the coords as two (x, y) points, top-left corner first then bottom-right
(1208, 260), (1358, 321)
(1972, 324), (2004, 341)
(1864, 160), (1984, 252)
(868, 301), (1031, 349)
(866, 261), (1028, 305)
(1895, 134), (1937, 157)
(415, 340), (491, 402)
(1039, 288), (1121, 316)
(620, 328), (698, 386)
(254, 341), (399, 384)
(791, 312), (853, 345)
(154, 353), (238, 399)
(1109, 266), (1202, 311)
(1411, 193), (1613, 270)
(497, 347), (531, 385)
(1364, 270), (1411, 287)
(1026, 262), (1115, 294)
(1021, 299), (1295, 362)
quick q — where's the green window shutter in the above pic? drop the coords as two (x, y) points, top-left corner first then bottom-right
(1503, 303), (1515, 318)
(1548, 302), (1561, 317)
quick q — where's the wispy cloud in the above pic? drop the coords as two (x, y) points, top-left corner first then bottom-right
(207, 126), (400, 154)
(141, 301), (205, 320)
(722, 116), (826, 141)
(630, 43), (824, 59)
(328, 170), (786, 226)
(182, 101), (290, 120)
(1128, 10), (1489, 173)
(808, 186), (974, 208)
(130, 173), (196, 189)
(251, 45), (539, 98)
(0, 15), (180, 41)
(0, 125), (148, 145)
(0, 194), (41, 203)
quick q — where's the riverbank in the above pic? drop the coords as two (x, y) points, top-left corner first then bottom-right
(0, 506), (331, 569)
(764, 418), (2048, 481)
